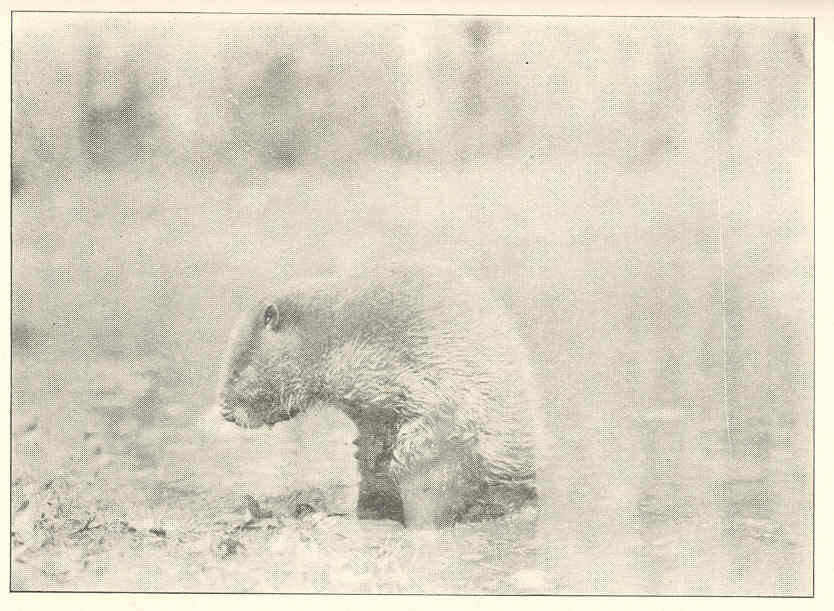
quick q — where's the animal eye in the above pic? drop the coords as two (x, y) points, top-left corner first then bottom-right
(264, 304), (279, 330)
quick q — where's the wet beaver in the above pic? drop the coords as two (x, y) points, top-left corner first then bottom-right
(218, 261), (538, 528)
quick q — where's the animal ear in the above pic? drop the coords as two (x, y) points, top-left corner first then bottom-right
(263, 304), (280, 331)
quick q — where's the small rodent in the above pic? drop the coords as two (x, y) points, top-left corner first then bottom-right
(218, 261), (538, 528)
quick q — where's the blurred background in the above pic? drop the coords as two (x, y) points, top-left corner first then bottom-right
(12, 15), (811, 593)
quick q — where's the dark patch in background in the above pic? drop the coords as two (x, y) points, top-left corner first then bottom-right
(11, 15), (811, 593)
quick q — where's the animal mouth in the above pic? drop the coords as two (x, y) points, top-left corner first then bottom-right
(221, 406), (239, 424)
(220, 396), (297, 429)
(220, 398), (264, 429)
(264, 404), (296, 426)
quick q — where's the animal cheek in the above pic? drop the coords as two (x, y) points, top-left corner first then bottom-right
(236, 364), (261, 386)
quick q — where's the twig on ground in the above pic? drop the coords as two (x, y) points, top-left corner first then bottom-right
(69, 514), (101, 538)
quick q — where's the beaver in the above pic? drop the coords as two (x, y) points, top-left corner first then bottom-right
(217, 261), (538, 528)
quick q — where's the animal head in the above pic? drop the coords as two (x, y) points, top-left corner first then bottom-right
(218, 300), (310, 429)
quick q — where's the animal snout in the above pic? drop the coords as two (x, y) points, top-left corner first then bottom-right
(220, 397), (239, 423)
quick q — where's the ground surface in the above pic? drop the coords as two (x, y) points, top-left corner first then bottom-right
(11, 465), (541, 594)
(10, 351), (545, 593)
(11, 350), (809, 594)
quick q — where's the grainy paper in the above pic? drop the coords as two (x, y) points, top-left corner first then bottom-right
(9, 7), (812, 596)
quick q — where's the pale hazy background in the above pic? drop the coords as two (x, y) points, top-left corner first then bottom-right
(11, 15), (811, 593)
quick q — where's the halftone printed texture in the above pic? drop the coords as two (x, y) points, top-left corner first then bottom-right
(534, 19), (812, 596)
(12, 15), (810, 593)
